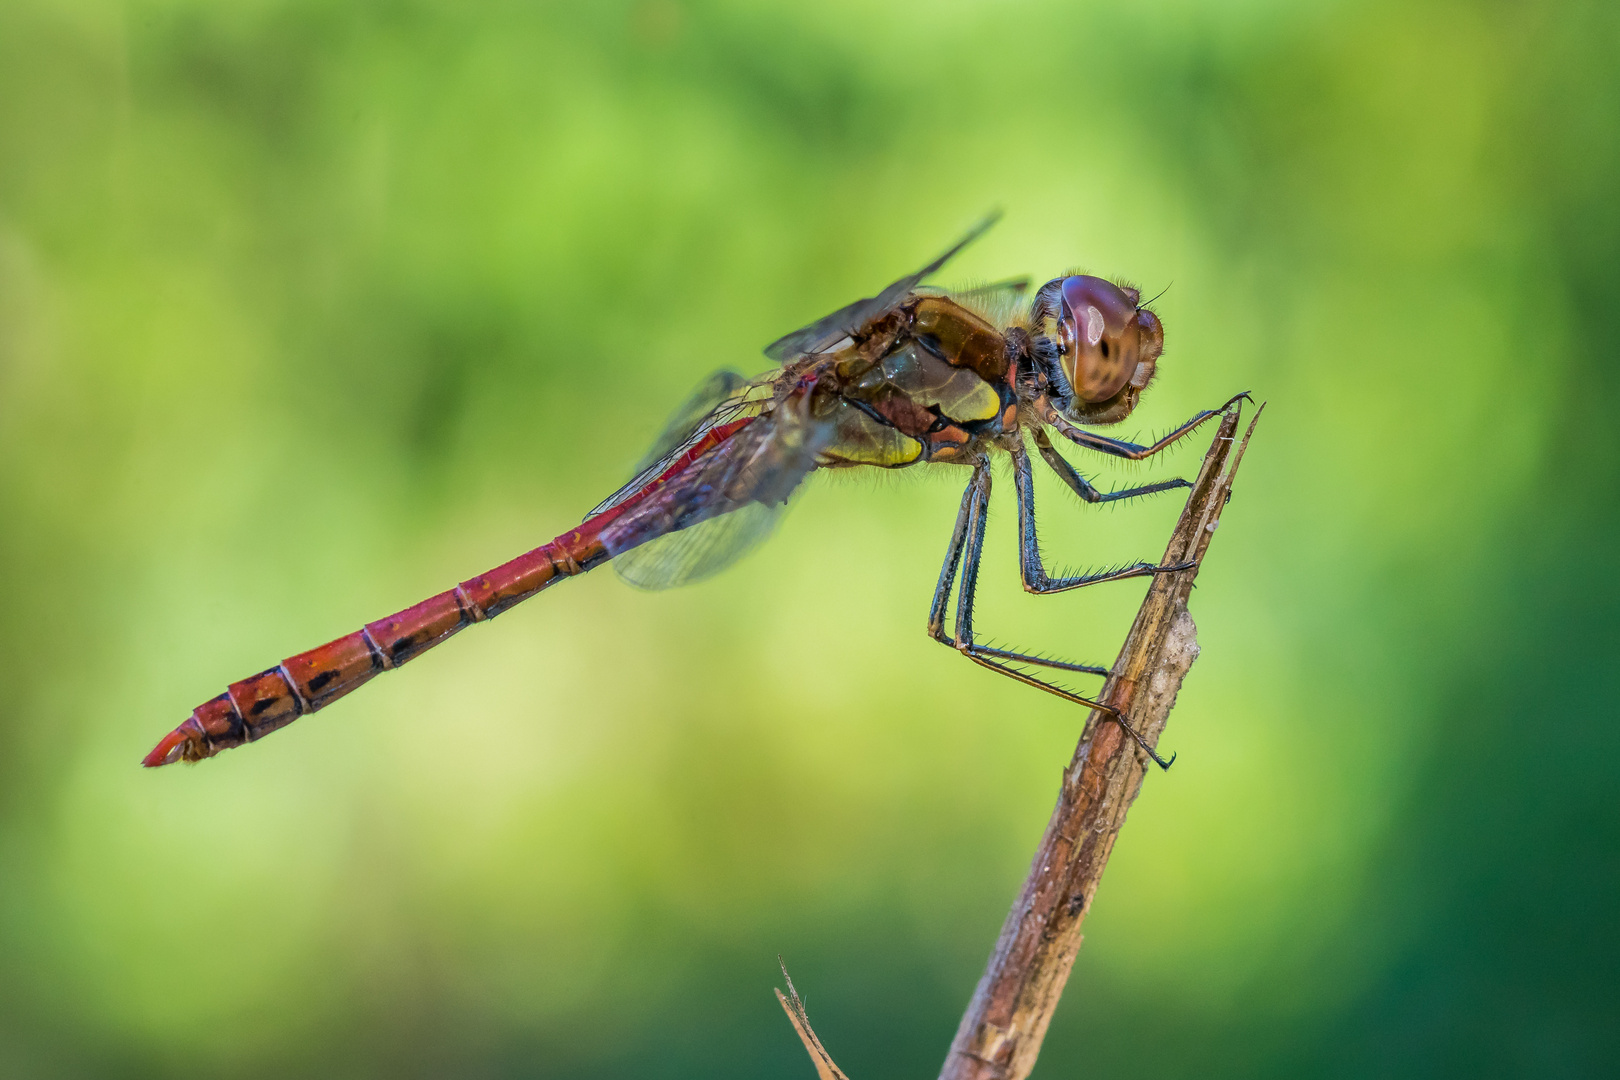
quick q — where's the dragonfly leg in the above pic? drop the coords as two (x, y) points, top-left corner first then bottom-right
(926, 462), (981, 643)
(1014, 442), (1196, 596)
(925, 457), (1174, 770)
(1031, 428), (1193, 504)
(1047, 391), (1251, 461)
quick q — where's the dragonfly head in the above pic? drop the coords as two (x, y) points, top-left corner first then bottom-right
(1052, 275), (1163, 424)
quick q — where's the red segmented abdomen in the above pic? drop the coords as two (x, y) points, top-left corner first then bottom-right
(143, 414), (758, 768)
(143, 532), (601, 767)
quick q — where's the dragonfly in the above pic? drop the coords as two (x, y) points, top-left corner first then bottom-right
(144, 215), (1246, 771)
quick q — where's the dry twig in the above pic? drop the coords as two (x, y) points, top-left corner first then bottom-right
(776, 958), (852, 1080)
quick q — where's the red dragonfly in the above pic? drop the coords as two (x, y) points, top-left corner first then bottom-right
(144, 216), (1245, 771)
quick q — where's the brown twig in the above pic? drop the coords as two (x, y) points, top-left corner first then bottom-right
(775, 402), (1262, 1080)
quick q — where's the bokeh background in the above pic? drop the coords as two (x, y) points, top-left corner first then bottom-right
(2, 1), (1617, 1076)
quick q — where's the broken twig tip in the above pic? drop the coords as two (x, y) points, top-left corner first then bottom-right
(775, 960), (851, 1080)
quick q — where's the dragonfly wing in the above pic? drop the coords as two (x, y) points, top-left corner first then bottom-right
(611, 501), (782, 590)
(598, 397), (832, 590)
(935, 276), (1031, 326)
(633, 370), (751, 474)
(588, 370), (768, 519)
(763, 212), (1002, 362)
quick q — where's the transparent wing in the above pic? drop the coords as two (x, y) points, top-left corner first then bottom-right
(599, 395), (832, 590)
(763, 212), (1001, 363)
(633, 370), (751, 474)
(612, 502), (781, 590)
(589, 370), (770, 519)
(932, 276), (1031, 327)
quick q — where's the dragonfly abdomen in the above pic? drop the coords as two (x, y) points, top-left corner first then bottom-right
(143, 536), (603, 766)
(145, 416), (755, 767)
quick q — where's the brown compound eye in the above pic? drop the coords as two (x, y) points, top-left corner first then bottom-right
(1057, 275), (1144, 403)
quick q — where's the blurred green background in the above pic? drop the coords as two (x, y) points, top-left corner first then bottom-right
(2, 0), (1616, 1076)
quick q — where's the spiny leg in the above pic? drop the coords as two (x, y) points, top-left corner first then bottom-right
(1014, 441), (1195, 596)
(926, 457), (1174, 769)
(1047, 391), (1252, 461)
(930, 457), (1046, 661)
(948, 459), (991, 648)
(1031, 428), (1191, 505)
(929, 453), (1162, 671)
(926, 464), (980, 643)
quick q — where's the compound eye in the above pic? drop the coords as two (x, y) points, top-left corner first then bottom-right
(1058, 276), (1138, 402)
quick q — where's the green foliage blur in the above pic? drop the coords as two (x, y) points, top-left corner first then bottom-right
(2, 1), (1616, 1076)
